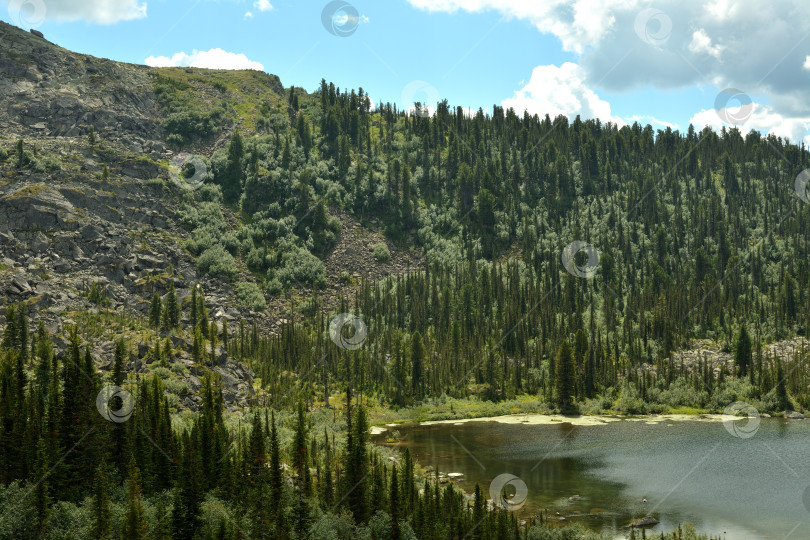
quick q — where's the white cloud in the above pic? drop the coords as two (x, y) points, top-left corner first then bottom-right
(145, 49), (264, 71)
(9, 0), (147, 24)
(410, 0), (810, 146)
(333, 13), (370, 26)
(502, 62), (623, 125)
(688, 29), (723, 59)
(407, 0), (630, 55)
(690, 103), (810, 144)
(626, 115), (679, 130)
(244, 11), (253, 19)
(254, 0), (274, 12)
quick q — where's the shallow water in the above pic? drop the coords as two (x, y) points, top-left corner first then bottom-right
(372, 417), (810, 539)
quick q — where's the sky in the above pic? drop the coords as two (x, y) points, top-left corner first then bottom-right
(3, 0), (810, 145)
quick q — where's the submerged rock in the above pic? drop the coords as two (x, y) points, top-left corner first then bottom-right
(622, 515), (659, 528)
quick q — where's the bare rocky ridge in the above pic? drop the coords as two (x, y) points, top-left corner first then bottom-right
(0, 21), (424, 412)
(0, 21), (163, 150)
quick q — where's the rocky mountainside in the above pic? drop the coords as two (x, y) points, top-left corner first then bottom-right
(0, 22), (267, 410)
(0, 21), (422, 411)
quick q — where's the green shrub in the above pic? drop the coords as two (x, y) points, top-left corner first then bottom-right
(197, 245), (237, 280)
(0, 147), (7, 163)
(276, 246), (326, 288)
(614, 381), (648, 414)
(170, 362), (187, 375)
(236, 281), (266, 310)
(266, 278), (283, 296)
(165, 379), (190, 395)
(163, 107), (227, 145)
(372, 242), (391, 262)
(150, 367), (173, 380)
(198, 183), (222, 203)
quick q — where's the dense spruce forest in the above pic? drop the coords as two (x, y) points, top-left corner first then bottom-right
(190, 79), (810, 414)
(1, 71), (808, 539)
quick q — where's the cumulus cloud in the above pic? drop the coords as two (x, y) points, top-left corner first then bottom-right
(626, 115), (679, 130)
(690, 103), (810, 145)
(688, 29), (723, 59)
(409, 0), (810, 142)
(6, 0), (147, 25)
(502, 62), (623, 125)
(145, 49), (264, 71)
(244, 11), (253, 20)
(254, 0), (274, 12)
(407, 0), (628, 55)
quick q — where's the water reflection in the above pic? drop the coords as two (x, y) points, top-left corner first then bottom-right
(373, 418), (810, 539)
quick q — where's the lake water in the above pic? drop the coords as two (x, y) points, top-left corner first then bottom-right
(372, 416), (810, 539)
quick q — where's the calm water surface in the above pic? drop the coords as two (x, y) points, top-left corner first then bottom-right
(373, 417), (810, 539)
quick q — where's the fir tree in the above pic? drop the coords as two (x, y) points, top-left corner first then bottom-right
(555, 340), (574, 410)
(735, 325), (752, 377)
(123, 458), (147, 539)
(149, 293), (162, 332)
(91, 459), (112, 540)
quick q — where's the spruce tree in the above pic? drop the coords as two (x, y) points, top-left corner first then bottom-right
(123, 458), (147, 539)
(555, 340), (574, 410)
(292, 402), (311, 536)
(734, 325), (752, 377)
(149, 293), (162, 332)
(166, 281), (179, 329)
(31, 438), (50, 537)
(411, 331), (425, 399)
(91, 459), (112, 540)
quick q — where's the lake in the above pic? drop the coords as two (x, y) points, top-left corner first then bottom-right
(371, 415), (810, 539)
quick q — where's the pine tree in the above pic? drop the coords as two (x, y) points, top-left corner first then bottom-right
(775, 358), (791, 411)
(411, 331), (425, 399)
(150, 293), (162, 332)
(248, 411), (270, 538)
(390, 464), (400, 540)
(472, 483), (485, 540)
(15, 139), (24, 168)
(268, 411), (284, 527)
(31, 438), (50, 537)
(735, 325), (752, 377)
(345, 398), (369, 523)
(292, 402), (311, 536)
(123, 458), (147, 539)
(223, 130), (245, 202)
(91, 459), (112, 540)
(190, 285), (198, 331)
(168, 281), (179, 328)
(555, 340), (574, 410)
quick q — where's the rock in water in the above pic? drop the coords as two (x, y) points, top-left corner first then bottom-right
(622, 515), (660, 528)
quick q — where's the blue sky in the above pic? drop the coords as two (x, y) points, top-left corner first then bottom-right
(3, 0), (810, 144)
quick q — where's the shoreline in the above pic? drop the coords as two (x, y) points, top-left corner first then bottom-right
(369, 411), (782, 434)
